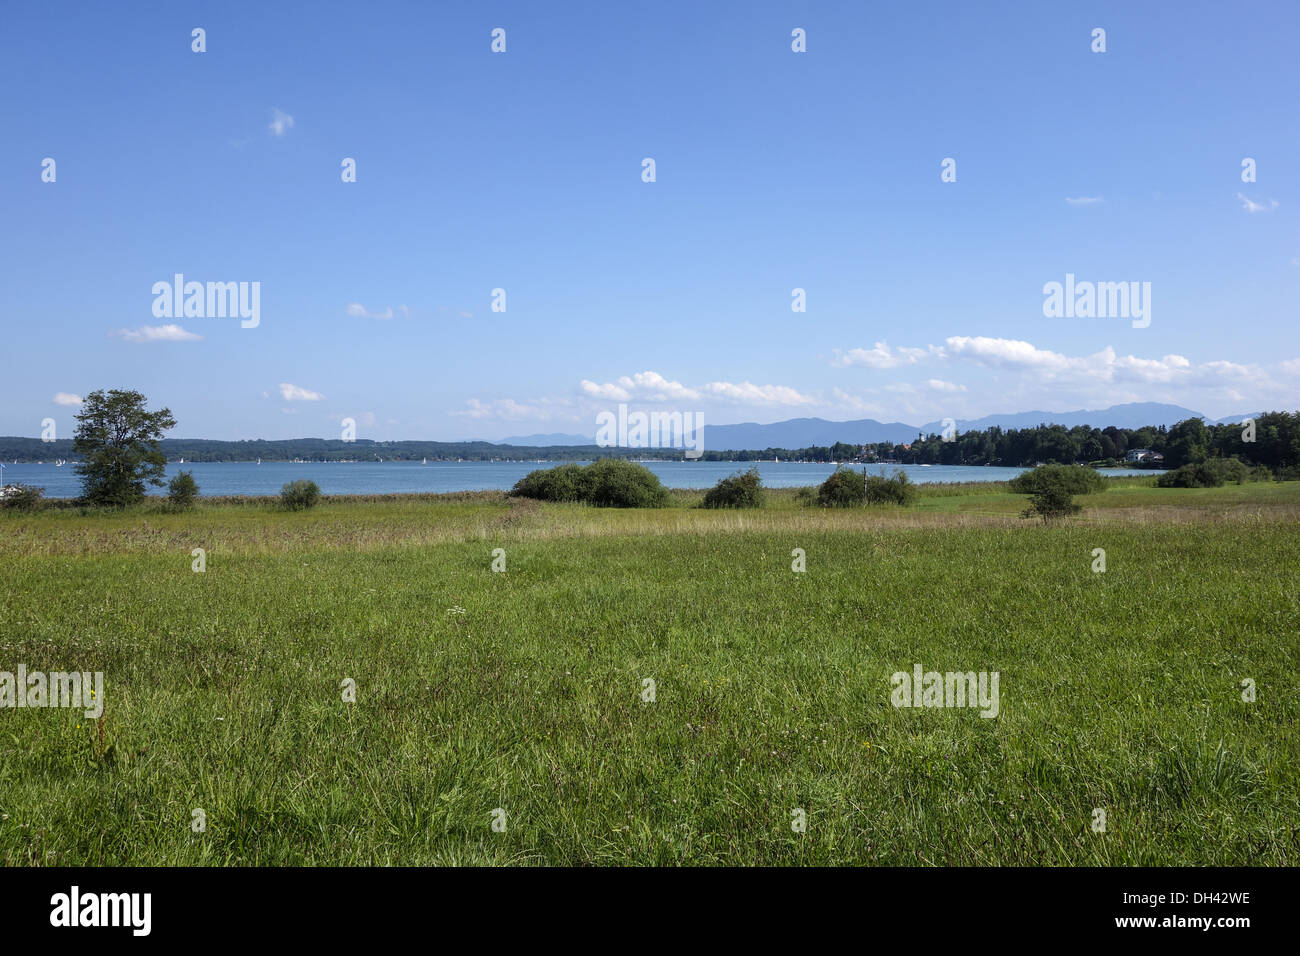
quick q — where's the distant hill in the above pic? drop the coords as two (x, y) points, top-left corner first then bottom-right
(917, 402), (1208, 435)
(584, 403), (1222, 452)
(1207, 411), (1261, 426)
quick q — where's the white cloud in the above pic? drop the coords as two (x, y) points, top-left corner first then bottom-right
(463, 370), (814, 426)
(278, 383), (324, 401)
(926, 379), (966, 393)
(53, 392), (83, 406)
(579, 380), (631, 401)
(1196, 360), (1252, 379)
(269, 108), (295, 136)
(827, 335), (1297, 418)
(1065, 196), (1104, 205)
(830, 341), (931, 369)
(941, 337), (1209, 386)
(1237, 193), (1278, 214)
(579, 370), (814, 406)
(699, 381), (816, 405)
(346, 303), (394, 320)
(942, 336), (1072, 370)
(580, 371), (698, 402)
(112, 324), (202, 343)
(454, 398), (569, 422)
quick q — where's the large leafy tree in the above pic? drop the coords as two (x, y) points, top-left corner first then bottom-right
(1164, 417), (1209, 468)
(73, 389), (176, 505)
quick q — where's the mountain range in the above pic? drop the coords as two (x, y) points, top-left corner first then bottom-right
(495, 403), (1262, 449)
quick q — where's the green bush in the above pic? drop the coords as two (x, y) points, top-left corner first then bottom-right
(280, 479), (322, 510)
(1, 483), (45, 512)
(167, 470), (199, 509)
(1009, 464), (1105, 496)
(578, 459), (669, 508)
(816, 468), (917, 508)
(702, 468), (764, 509)
(864, 470), (917, 506)
(1021, 485), (1082, 522)
(510, 459), (668, 508)
(1156, 458), (1250, 488)
(510, 463), (586, 502)
(817, 467), (867, 507)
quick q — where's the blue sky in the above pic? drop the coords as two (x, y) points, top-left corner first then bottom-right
(3, 0), (1297, 441)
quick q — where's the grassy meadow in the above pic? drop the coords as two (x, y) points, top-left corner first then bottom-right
(2, 478), (1298, 865)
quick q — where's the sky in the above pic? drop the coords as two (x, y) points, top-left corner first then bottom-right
(2, 0), (1297, 442)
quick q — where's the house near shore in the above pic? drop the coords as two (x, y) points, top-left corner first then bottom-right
(1125, 448), (1164, 463)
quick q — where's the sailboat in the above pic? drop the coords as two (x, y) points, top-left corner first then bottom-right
(422, 457), (428, 465)
(256, 458), (261, 465)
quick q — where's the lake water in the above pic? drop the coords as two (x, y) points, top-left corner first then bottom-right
(3, 460), (1155, 499)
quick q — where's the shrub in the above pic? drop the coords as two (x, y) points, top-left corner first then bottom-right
(863, 470), (917, 506)
(509, 463), (586, 502)
(817, 467), (866, 507)
(816, 468), (918, 508)
(510, 459), (668, 508)
(1156, 458), (1250, 488)
(167, 470), (199, 509)
(702, 468), (764, 509)
(1009, 464), (1105, 496)
(1021, 485), (1081, 522)
(578, 459), (669, 508)
(0, 483), (45, 512)
(280, 479), (322, 510)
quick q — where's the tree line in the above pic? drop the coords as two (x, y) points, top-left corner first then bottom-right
(5, 393), (1297, 477)
(0, 435), (682, 463)
(696, 412), (1300, 474)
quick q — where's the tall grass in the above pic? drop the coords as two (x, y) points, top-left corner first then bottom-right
(1, 483), (1296, 865)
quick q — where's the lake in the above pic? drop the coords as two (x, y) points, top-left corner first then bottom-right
(3, 460), (1156, 499)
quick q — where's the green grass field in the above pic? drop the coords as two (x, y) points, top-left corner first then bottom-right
(2, 480), (1298, 865)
